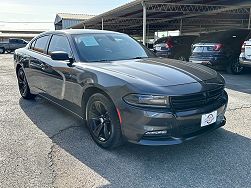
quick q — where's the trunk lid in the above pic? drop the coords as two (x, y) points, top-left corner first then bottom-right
(244, 40), (251, 60)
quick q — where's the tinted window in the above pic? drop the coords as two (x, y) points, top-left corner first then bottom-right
(48, 35), (72, 55)
(9, 39), (18, 43)
(154, 37), (168, 44)
(19, 39), (27, 44)
(16, 39), (23, 44)
(34, 35), (49, 53)
(73, 33), (154, 62)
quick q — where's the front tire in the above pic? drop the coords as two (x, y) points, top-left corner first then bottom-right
(0, 47), (5, 54)
(226, 58), (243, 74)
(86, 93), (123, 149)
(17, 68), (36, 100)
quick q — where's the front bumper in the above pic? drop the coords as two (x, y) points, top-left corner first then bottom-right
(120, 93), (228, 146)
(239, 56), (251, 67)
(189, 56), (227, 70)
(155, 50), (172, 58)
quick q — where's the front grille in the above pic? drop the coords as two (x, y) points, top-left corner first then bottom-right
(171, 87), (224, 111)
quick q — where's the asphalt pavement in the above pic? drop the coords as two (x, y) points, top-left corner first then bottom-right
(0, 54), (251, 188)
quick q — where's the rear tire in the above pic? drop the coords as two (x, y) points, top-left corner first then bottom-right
(0, 47), (5, 54)
(86, 93), (123, 149)
(175, 55), (187, 61)
(226, 58), (243, 74)
(17, 68), (36, 100)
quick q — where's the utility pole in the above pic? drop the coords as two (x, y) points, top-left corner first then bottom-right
(142, 1), (147, 45)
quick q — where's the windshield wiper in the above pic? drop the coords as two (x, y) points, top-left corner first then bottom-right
(131, 57), (148, 60)
(93, 59), (111, 62)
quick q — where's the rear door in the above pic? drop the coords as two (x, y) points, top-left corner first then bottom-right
(8, 39), (16, 50)
(26, 35), (51, 93)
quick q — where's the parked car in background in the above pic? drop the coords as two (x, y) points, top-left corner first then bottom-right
(14, 29), (228, 149)
(189, 29), (251, 74)
(239, 38), (251, 68)
(153, 35), (197, 61)
(0, 38), (28, 54)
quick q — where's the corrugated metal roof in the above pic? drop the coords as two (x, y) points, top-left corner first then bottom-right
(71, 0), (251, 35)
(55, 13), (95, 23)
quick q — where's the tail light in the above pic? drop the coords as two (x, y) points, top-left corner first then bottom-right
(165, 39), (173, 49)
(213, 44), (223, 51)
(241, 42), (246, 53)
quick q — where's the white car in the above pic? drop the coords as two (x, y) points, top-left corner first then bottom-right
(240, 39), (251, 67)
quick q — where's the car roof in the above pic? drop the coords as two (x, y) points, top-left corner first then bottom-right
(40, 29), (124, 36)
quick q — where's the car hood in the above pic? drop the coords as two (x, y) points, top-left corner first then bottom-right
(81, 58), (222, 87)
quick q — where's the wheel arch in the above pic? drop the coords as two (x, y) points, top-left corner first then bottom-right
(81, 86), (116, 120)
(16, 64), (22, 76)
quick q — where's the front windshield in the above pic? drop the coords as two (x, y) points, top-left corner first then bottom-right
(73, 33), (155, 62)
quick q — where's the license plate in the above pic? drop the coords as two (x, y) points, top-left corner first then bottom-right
(201, 111), (217, 127)
(156, 47), (161, 51)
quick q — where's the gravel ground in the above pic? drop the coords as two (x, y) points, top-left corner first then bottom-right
(0, 54), (251, 188)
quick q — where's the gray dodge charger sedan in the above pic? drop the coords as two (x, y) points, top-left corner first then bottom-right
(14, 29), (228, 149)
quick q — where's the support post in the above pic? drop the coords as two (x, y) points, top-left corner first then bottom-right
(248, 8), (251, 29)
(102, 18), (104, 30)
(142, 1), (147, 45)
(180, 19), (183, 35)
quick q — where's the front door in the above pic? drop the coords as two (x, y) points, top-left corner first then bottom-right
(41, 34), (74, 104)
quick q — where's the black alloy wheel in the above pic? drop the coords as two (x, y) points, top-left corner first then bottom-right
(89, 101), (112, 142)
(86, 93), (123, 149)
(227, 58), (244, 74)
(17, 68), (35, 99)
(178, 56), (187, 61)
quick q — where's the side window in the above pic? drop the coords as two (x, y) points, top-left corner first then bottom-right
(48, 35), (72, 55)
(16, 39), (22, 44)
(34, 35), (50, 54)
(9, 39), (16, 43)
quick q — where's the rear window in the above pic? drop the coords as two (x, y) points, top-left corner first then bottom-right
(33, 35), (50, 53)
(154, 37), (168, 44)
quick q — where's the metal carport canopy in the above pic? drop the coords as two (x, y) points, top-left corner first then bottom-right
(71, 0), (251, 45)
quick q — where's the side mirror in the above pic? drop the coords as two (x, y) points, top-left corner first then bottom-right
(51, 51), (69, 61)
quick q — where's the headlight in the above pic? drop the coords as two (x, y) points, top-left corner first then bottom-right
(123, 94), (170, 108)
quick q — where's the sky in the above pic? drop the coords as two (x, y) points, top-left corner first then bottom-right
(0, 0), (133, 31)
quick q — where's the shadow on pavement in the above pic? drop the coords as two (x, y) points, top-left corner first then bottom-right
(221, 68), (251, 94)
(19, 97), (251, 188)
